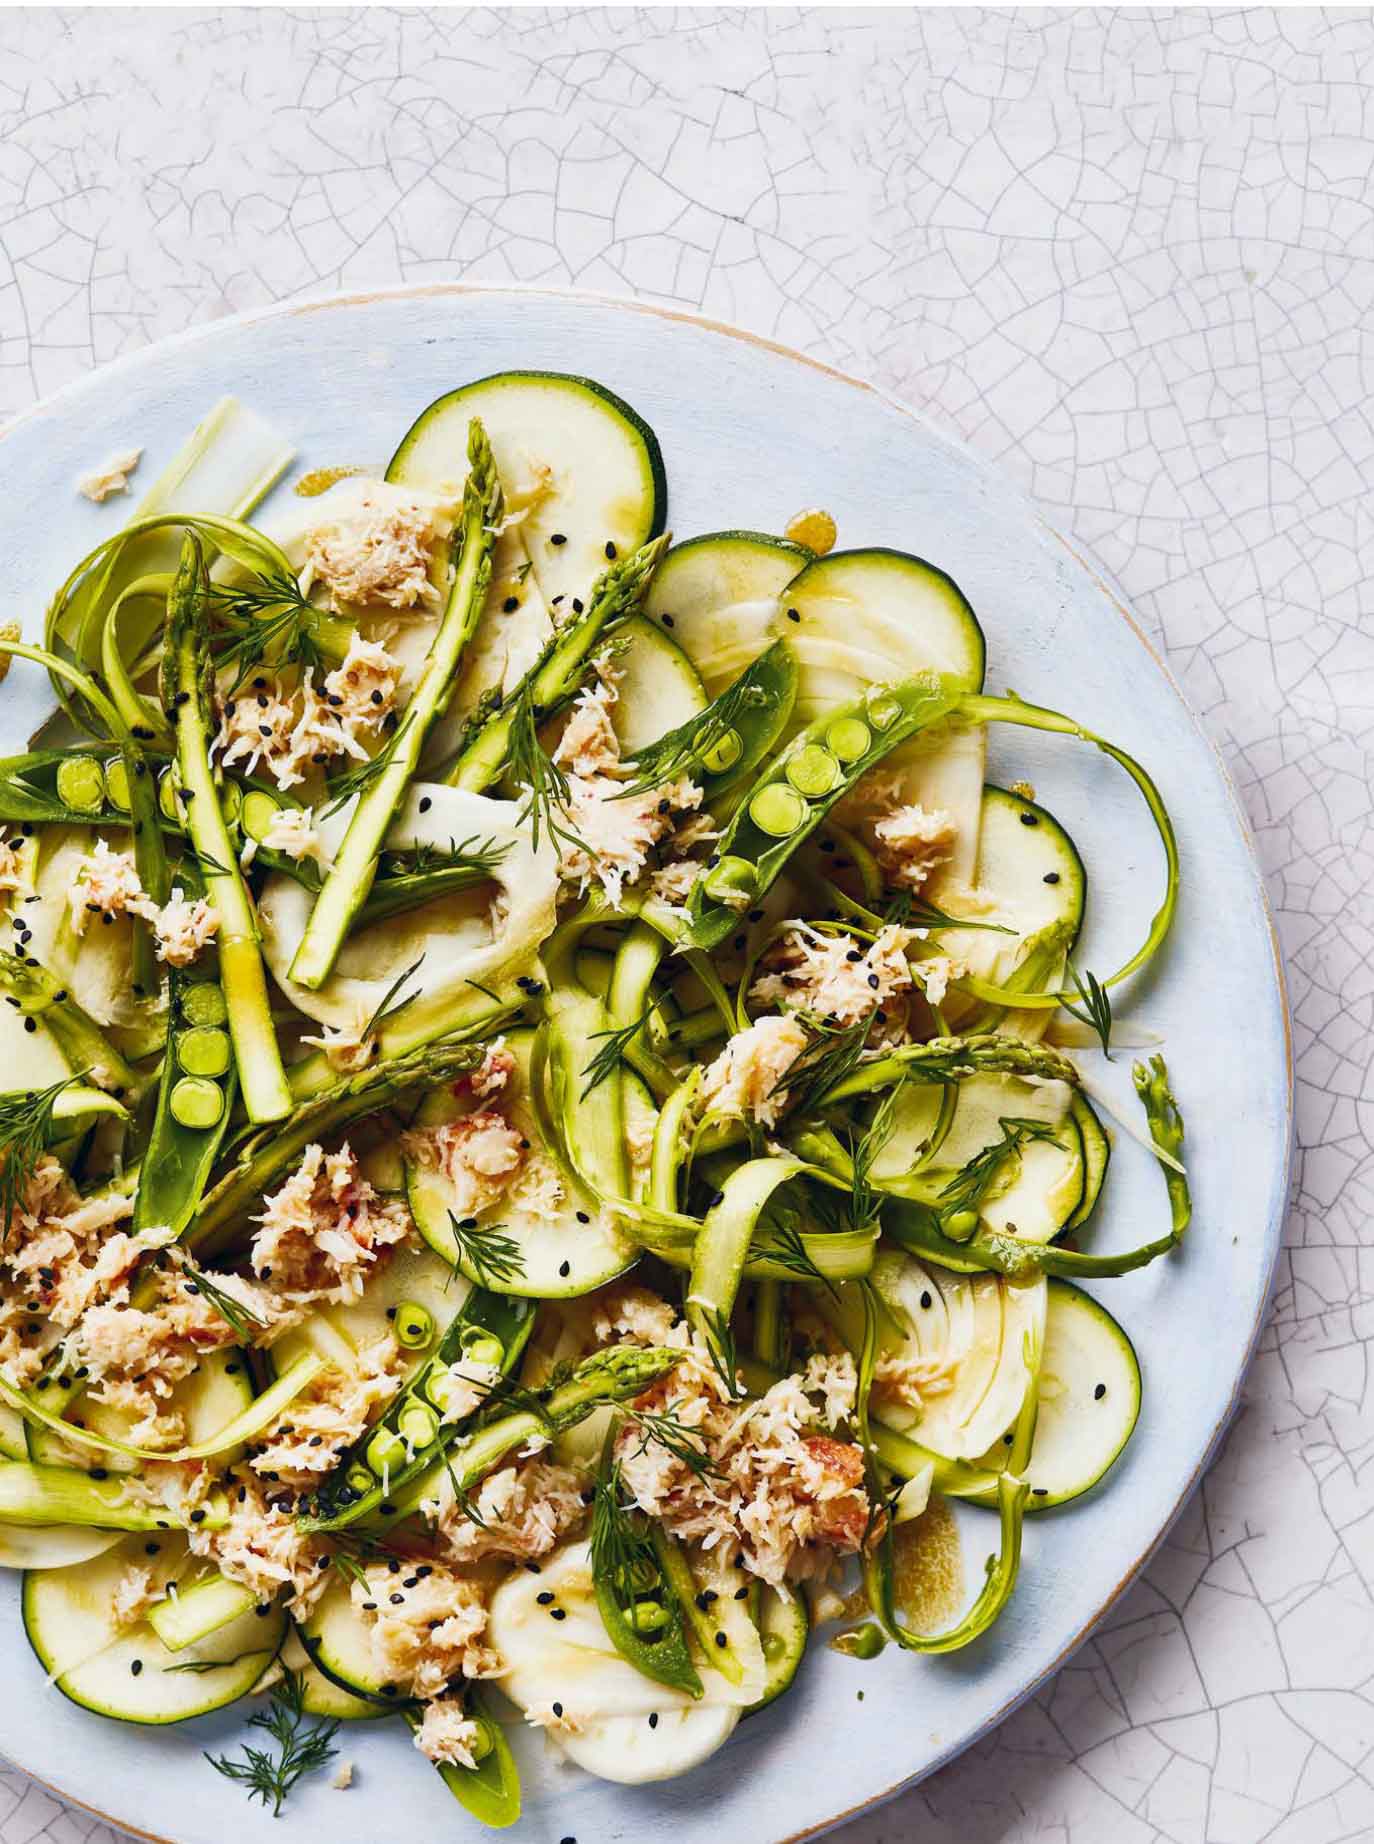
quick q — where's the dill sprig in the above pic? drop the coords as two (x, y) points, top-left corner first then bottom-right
(205, 572), (323, 695)
(0, 1075), (77, 1246)
(759, 1211), (837, 1298)
(772, 1014), (873, 1117)
(627, 1405), (723, 1480)
(176, 1258), (265, 1342)
(882, 887), (1014, 935)
(701, 1305), (745, 1400)
(507, 682), (588, 858)
(937, 1116), (1059, 1232)
(446, 1211), (525, 1288)
(581, 1005), (652, 1099)
(357, 953), (425, 1042)
(847, 1078), (908, 1231)
(321, 713), (415, 820)
(380, 834), (511, 879)
(590, 1461), (658, 1613)
(1062, 960), (1113, 1058)
(163, 1651), (261, 1675)
(205, 1668), (339, 1816)
(613, 654), (771, 797)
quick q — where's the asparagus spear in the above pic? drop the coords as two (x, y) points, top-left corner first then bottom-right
(289, 420), (502, 990)
(444, 532), (670, 793)
(188, 1035), (482, 1257)
(162, 537), (291, 1123)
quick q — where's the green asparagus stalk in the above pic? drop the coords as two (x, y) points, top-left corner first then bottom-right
(0, 1461), (228, 1533)
(815, 1033), (1080, 1107)
(188, 1035), (483, 1257)
(444, 532), (670, 792)
(162, 536), (291, 1123)
(289, 421), (502, 989)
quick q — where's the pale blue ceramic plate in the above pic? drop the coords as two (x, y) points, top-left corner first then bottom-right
(0, 288), (1290, 1844)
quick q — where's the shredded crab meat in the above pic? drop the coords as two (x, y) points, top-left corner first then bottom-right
(872, 804), (958, 894)
(592, 1283), (678, 1347)
(150, 887), (220, 967)
(250, 1332), (404, 1486)
(353, 1563), (500, 1699)
(303, 485), (450, 613)
(111, 1562), (163, 1628)
(414, 1696), (485, 1768)
(77, 448), (141, 503)
(68, 841), (146, 932)
(250, 1142), (412, 1304)
(401, 1111), (525, 1220)
(424, 1457), (590, 1566)
(300, 1007), (378, 1076)
(750, 923), (918, 1027)
(872, 1350), (958, 1409)
(549, 661), (704, 907)
(0, 833), (27, 897)
(613, 1339), (868, 1587)
(190, 1474), (331, 1618)
(0, 1158), (143, 1387)
(456, 1039), (514, 1103)
(259, 805), (327, 865)
(212, 639), (400, 793)
(699, 1014), (809, 1129)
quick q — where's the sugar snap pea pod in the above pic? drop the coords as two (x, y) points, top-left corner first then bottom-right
(592, 1467), (703, 1699)
(952, 692), (1179, 1009)
(363, 1345), (680, 1529)
(688, 674), (967, 948)
(409, 1689), (521, 1829)
(189, 1035), (483, 1258)
(613, 639), (799, 804)
(132, 974), (237, 1238)
(299, 1291), (537, 1533)
(0, 744), (168, 827)
(290, 422), (501, 989)
(687, 1158), (805, 1376)
(162, 537), (291, 1123)
(444, 533), (671, 792)
(0, 948), (138, 1095)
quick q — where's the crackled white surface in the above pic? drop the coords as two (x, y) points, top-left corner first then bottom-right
(0, 8), (1366, 1843)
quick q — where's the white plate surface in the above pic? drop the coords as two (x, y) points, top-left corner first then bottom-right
(0, 286), (1290, 1844)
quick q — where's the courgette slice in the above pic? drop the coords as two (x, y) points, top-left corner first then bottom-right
(974, 1280), (1141, 1509)
(388, 371), (666, 615)
(746, 1582), (809, 1714)
(1065, 1092), (1110, 1230)
(608, 614), (707, 751)
(904, 1072), (1085, 1244)
(299, 1578), (398, 1706)
(0, 1524), (123, 1570)
(282, 1626), (383, 1721)
(404, 1027), (635, 1298)
(23, 1531), (284, 1724)
(949, 786), (1085, 1015)
(644, 531), (812, 692)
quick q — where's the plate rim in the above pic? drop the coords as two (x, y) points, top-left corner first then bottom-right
(0, 280), (1293, 1844)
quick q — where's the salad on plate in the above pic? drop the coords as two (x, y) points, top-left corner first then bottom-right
(0, 372), (1186, 1826)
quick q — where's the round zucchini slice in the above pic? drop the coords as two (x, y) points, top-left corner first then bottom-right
(644, 530), (812, 692)
(299, 1579), (398, 1706)
(976, 1280), (1141, 1510)
(388, 370), (666, 614)
(745, 1583), (809, 1715)
(281, 1626), (385, 1721)
(404, 1028), (636, 1298)
(26, 1342), (255, 1474)
(0, 1525), (123, 1570)
(23, 1531), (284, 1724)
(607, 613), (706, 752)
(1065, 1092), (1111, 1230)
(953, 784), (1085, 985)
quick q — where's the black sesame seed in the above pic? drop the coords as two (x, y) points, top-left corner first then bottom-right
(867, 973), (880, 990)
(1020, 811), (1039, 827)
(1033, 1487), (1049, 1496)
(1094, 1383), (1107, 1400)
(550, 532), (567, 546)
(404, 1575), (419, 1588)
(661, 613), (675, 627)
(23, 1018), (35, 1033)
(714, 1631), (728, 1648)
(419, 796), (432, 813)
(189, 1508), (206, 1524)
(552, 1701), (563, 1717)
(559, 1260), (571, 1278)
(550, 1607), (567, 1621)
(576, 1211), (590, 1224)
(648, 1711), (658, 1728)
(503, 596), (519, 613)
(537, 1591), (555, 1605)
(390, 1591), (405, 1604)
(786, 608), (801, 623)
(130, 1659), (143, 1676)
(1043, 871), (1060, 884)
(362, 1601), (378, 1611)
(920, 1291), (932, 1309)
(145, 1542), (160, 1555)
(605, 541), (617, 559)
(572, 598), (583, 614)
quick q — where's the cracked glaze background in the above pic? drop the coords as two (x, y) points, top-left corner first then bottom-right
(0, 7), (1367, 1843)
